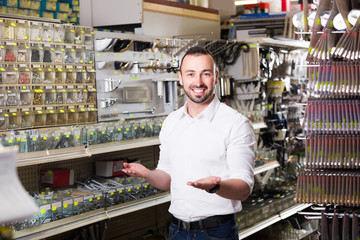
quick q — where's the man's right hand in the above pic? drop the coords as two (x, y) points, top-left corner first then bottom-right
(122, 162), (150, 178)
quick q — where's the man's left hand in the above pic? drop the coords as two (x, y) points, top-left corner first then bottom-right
(187, 176), (221, 191)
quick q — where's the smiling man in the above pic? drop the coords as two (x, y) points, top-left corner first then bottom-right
(122, 46), (255, 239)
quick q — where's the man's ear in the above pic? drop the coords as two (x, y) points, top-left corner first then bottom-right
(178, 71), (183, 86)
(214, 70), (219, 85)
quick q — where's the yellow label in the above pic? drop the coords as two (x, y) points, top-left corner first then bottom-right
(8, 140), (12, 144)
(60, 110), (65, 113)
(97, 197), (100, 200)
(52, 206), (56, 211)
(66, 134), (70, 138)
(37, 110), (43, 114)
(74, 201), (78, 206)
(41, 209), (46, 214)
(63, 203), (68, 208)
(43, 137), (47, 140)
(110, 192), (114, 195)
(89, 198), (92, 202)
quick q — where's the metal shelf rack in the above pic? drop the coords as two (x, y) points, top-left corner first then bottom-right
(238, 203), (312, 239)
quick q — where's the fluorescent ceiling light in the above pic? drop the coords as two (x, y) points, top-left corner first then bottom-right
(234, 0), (258, 5)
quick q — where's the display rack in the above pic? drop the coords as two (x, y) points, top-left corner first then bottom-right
(13, 158), (282, 239)
(238, 203), (312, 239)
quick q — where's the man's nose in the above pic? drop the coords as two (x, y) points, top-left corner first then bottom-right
(193, 74), (203, 85)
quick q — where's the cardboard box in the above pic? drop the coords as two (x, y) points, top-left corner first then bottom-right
(96, 160), (126, 177)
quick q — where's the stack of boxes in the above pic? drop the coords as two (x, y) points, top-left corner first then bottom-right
(0, 0), (79, 24)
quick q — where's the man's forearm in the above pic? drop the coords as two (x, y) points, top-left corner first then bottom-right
(145, 169), (171, 191)
(216, 179), (251, 201)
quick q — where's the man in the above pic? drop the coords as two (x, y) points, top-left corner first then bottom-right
(122, 46), (255, 239)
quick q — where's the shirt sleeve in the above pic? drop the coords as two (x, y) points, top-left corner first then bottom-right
(156, 117), (171, 175)
(227, 118), (256, 191)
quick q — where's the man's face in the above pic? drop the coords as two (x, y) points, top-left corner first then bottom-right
(178, 54), (218, 104)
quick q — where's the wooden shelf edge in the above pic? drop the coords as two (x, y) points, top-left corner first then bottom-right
(143, 1), (219, 22)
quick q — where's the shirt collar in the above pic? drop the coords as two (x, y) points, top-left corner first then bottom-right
(181, 95), (220, 122)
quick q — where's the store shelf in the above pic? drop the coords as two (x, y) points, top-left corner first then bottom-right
(254, 161), (280, 175)
(238, 203), (312, 239)
(16, 137), (160, 167)
(244, 37), (310, 50)
(13, 192), (171, 240)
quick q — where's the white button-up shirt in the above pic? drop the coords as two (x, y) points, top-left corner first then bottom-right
(157, 96), (255, 222)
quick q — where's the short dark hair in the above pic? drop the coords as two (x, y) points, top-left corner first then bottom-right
(179, 46), (215, 72)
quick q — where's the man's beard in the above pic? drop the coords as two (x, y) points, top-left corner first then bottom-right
(183, 86), (213, 104)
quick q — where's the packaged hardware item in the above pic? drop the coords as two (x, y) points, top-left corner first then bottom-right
(41, 169), (75, 187)
(96, 160), (126, 177)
